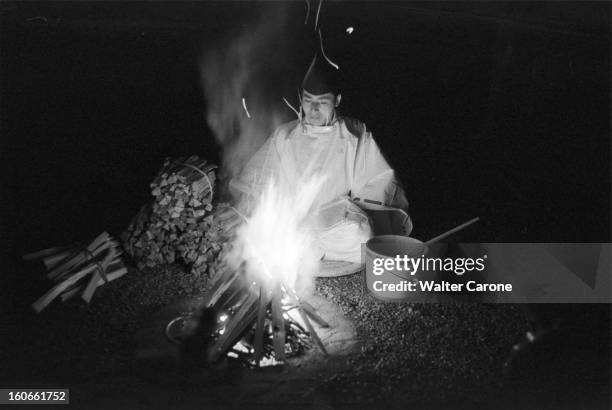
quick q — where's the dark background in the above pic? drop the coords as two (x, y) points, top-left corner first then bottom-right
(0, 3), (610, 408)
(1, 1), (610, 255)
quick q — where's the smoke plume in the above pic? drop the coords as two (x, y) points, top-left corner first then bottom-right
(199, 4), (296, 194)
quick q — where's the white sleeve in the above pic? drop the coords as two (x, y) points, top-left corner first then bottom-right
(352, 131), (409, 210)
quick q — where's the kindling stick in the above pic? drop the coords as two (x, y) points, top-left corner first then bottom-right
(299, 301), (329, 328)
(207, 291), (259, 362)
(253, 285), (270, 365)
(200, 267), (240, 308)
(23, 246), (72, 262)
(283, 284), (328, 356)
(271, 284), (286, 361)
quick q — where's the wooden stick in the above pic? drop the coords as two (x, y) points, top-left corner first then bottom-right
(81, 249), (117, 303)
(253, 285), (270, 366)
(60, 286), (82, 302)
(296, 306), (327, 356)
(207, 291), (259, 362)
(424, 217), (480, 245)
(50, 242), (116, 282)
(218, 283), (248, 312)
(33, 253), (124, 312)
(23, 246), (71, 262)
(43, 249), (77, 270)
(300, 301), (329, 328)
(271, 285), (286, 361)
(47, 232), (109, 279)
(32, 264), (97, 312)
(85, 265), (126, 288)
(62, 266), (127, 303)
(283, 284), (328, 355)
(200, 268), (240, 309)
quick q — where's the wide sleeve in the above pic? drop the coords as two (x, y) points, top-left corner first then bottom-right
(352, 130), (409, 211)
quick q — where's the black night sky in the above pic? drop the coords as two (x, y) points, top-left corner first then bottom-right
(2, 1), (609, 252)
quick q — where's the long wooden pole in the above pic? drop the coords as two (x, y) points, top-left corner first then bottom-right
(424, 217), (480, 245)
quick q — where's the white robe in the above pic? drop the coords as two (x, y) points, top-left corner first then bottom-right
(230, 117), (409, 263)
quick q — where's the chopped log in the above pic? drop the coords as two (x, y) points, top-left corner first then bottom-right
(207, 290), (259, 362)
(253, 285), (271, 365)
(47, 232), (109, 280)
(26, 233), (127, 311)
(271, 284), (286, 361)
(43, 250), (77, 270)
(51, 241), (120, 282)
(23, 245), (72, 262)
(32, 264), (97, 313)
(295, 306), (328, 356)
(122, 156), (221, 279)
(81, 248), (118, 303)
(299, 301), (330, 328)
(60, 286), (82, 302)
(283, 285), (328, 356)
(200, 267), (241, 309)
(63, 266), (127, 303)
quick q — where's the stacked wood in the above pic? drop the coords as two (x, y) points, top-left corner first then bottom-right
(121, 156), (224, 277)
(24, 232), (127, 312)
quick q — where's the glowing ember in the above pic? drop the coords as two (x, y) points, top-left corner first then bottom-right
(346, 26), (354, 34)
(233, 341), (252, 354)
(259, 356), (282, 367)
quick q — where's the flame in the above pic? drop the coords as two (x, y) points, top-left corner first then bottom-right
(225, 173), (326, 293)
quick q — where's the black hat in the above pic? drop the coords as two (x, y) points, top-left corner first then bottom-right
(301, 53), (341, 96)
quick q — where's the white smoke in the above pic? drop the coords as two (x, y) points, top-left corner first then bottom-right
(199, 4), (294, 191)
(199, 3), (326, 294)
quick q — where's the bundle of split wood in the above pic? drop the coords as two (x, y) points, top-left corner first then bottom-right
(25, 232), (127, 312)
(121, 156), (224, 277)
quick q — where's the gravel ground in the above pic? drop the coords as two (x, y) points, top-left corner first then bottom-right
(2, 257), (609, 409)
(315, 274), (527, 407)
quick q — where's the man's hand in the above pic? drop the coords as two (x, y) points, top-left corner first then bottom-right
(213, 203), (246, 239)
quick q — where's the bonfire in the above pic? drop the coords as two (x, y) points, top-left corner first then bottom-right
(174, 173), (331, 367)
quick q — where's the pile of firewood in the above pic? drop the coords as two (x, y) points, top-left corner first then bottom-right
(121, 156), (224, 277)
(25, 232), (127, 312)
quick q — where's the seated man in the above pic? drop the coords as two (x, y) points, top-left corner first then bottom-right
(220, 55), (412, 264)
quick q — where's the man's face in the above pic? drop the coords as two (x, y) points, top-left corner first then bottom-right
(301, 90), (340, 126)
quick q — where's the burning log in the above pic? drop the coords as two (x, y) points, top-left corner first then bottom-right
(270, 284), (286, 361)
(121, 156), (224, 278)
(24, 232), (127, 312)
(182, 263), (328, 367)
(253, 284), (269, 364)
(189, 173), (332, 366)
(163, 170), (332, 366)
